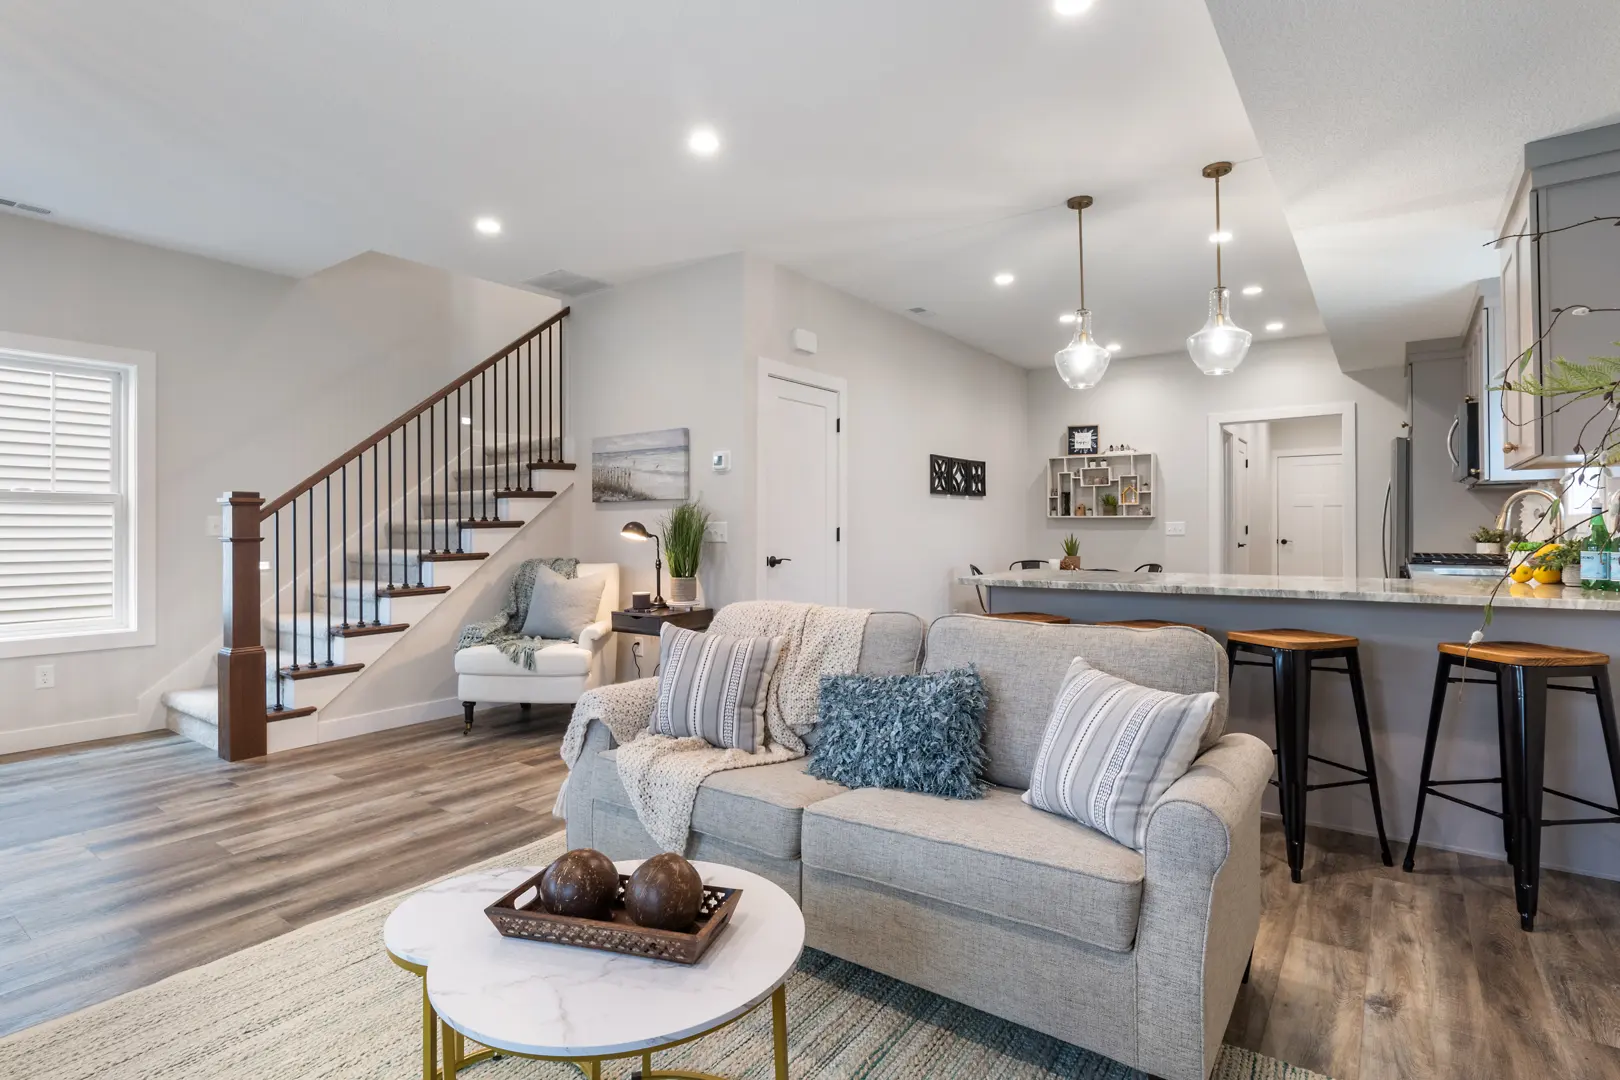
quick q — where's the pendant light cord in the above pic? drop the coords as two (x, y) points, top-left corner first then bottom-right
(1214, 173), (1223, 290)
(1077, 204), (1087, 311)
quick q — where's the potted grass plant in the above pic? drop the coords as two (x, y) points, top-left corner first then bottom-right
(1059, 533), (1082, 570)
(1102, 493), (1120, 517)
(1471, 525), (1508, 555)
(661, 500), (711, 604)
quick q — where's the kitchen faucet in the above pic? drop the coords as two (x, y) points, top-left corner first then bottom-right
(1495, 487), (1560, 543)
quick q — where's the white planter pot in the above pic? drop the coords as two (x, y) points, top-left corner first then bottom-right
(1564, 564), (1583, 586)
(668, 576), (698, 604)
(1475, 542), (1503, 555)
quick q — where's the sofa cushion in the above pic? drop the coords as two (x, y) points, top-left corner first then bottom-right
(801, 785), (1144, 953)
(519, 563), (607, 640)
(808, 668), (988, 800)
(593, 751), (845, 860)
(922, 614), (1227, 789)
(454, 641), (593, 677)
(857, 612), (925, 675)
(652, 623), (783, 752)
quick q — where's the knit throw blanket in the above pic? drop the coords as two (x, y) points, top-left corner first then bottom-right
(455, 557), (579, 669)
(556, 601), (869, 852)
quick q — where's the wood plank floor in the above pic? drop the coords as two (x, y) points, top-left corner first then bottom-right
(4, 716), (1620, 1078)
(0, 705), (567, 1039)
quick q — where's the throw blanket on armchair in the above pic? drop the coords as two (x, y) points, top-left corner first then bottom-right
(455, 557), (578, 669)
(556, 601), (869, 852)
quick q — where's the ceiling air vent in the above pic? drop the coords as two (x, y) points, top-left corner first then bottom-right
(0, 198), (51, 216)
(906, 306), (934, 317)
(522, 269), (610, 298)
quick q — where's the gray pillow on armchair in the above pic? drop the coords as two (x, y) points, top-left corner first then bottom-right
(519, 564), (606, 641)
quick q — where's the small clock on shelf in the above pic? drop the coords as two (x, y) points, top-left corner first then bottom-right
(1066, 424), (1100, 455)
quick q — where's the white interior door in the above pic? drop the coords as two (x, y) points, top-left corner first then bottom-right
(759, 374), (841, 603)
(1275, 453), (1345, 576)
(1226, 432), (1251, 572)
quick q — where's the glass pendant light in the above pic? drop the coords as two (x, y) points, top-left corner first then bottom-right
(1054, 195), (1111, 390)
(1186, 162), (1252, 376)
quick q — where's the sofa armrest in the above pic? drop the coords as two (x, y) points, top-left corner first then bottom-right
(1134, 732), (1273, 1080)
(578, 618), (612, 651)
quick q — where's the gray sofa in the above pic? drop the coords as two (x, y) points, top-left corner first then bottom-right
(563, 611), (1273, 1080)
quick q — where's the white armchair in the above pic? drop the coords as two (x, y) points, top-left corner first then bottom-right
(455, 562), (619, 732)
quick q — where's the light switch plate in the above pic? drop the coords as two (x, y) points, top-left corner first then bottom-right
(704, 521), (728, 543)
(206, 515), (222, 537)
(1165, 521), (1187, 536)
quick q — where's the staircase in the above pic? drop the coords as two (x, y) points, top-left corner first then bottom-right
(163, 310), (572, 760)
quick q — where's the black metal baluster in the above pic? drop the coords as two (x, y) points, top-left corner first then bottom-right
(273, 510), (283, 703)
(520, 338), (529, 490)
(307, 489), (316, 668)
(478, 372), (488, 521)
(557, 319), (565, 463)
(290, 498), (299, 672)
(455, 385), (464, 540)
(442, 395), (455, 552)
(340, 462), (350, 629)
(324, 476), (333, 665)
(428, 404), (438, 554)
(539, 329), (548, 468)
(414, 414), (425, 586)
(371, 444), (380, 624)
(387, 431), (395, 590)
(503, 352), (511, 512)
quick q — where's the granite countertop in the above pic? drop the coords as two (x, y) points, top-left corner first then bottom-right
(960, 569), (1620, 612)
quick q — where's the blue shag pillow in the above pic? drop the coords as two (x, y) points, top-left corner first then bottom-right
(807, 668), (989, 800)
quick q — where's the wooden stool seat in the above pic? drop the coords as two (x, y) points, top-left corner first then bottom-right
(1227, 628), (1358, 651)
(1437, 640), (1609, 668)
(1098, 619), (1209, 635)
(984, 612), (1071, 625)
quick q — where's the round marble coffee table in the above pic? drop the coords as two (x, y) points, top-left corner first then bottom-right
(427, 860), (804, 1080)
(383, 866), (539, 1080)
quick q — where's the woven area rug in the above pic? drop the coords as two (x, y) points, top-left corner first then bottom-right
(0, 832), (1327, 1080)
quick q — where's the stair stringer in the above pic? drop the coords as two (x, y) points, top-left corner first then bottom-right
(308, 480), (583, 746)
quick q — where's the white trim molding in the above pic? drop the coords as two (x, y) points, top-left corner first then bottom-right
(0, 330), (157, 659)
(1207, 401), (1358, 578)
(754, 357), (848, 605)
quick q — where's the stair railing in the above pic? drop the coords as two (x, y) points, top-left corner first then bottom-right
(216, 308), (569, 760)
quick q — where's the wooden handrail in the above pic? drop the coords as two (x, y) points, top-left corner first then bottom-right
(260, 307), (569, 518)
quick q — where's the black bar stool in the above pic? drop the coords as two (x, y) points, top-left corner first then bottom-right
(1404, 640), (1620, 931)
(1226, 629), (1394, 883)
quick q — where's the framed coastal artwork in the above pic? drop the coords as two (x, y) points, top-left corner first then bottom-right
(591, 427), (691, 503)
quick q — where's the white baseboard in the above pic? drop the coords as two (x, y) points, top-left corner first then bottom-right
(315, 696), (462, 745)
(0, 711), (164, 756)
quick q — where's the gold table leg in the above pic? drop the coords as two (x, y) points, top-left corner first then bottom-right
(442, 1017), (459, 1079)
(772, 983), (789, 1080)
(421, 979), (438, 1080)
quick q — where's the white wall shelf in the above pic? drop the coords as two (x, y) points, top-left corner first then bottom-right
(1047, 452), (1155, 519)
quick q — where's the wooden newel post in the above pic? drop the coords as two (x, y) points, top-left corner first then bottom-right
(218, 491), (267, 761)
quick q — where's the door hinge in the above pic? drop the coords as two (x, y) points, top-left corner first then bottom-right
(836, 417), (842, 433)
(1245, 459), (1249, 468)
(836, 527), (841, 541)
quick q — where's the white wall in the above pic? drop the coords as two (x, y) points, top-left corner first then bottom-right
(564, 254), (1030, 677)
(0, 214), (558, 752)
(1268, 414), (1341, 453)
(1026, 336), (1406, 575)
(746, 260), (1030, 618)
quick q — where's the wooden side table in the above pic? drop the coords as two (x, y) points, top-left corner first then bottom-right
(612, 607), (715, 637)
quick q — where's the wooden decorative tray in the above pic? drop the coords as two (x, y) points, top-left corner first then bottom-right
(484, 872), (742, 965)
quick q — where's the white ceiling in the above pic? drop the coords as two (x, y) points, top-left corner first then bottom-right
(1204, 0), (1620, 371)
(0, 0), (1324, 370)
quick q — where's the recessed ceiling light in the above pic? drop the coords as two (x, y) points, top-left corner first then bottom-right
(1242, 284), (1263, 296)
(1059, 313), (1077, 324)
(1053, 0), (1094, 13)
(474, 216), (502, 236)
(1208, 230), (1233, 244)
(1265, 321), (1285, 332)
(1105, 342), (1122, 353)
(993, 272), (1016, 286)
(687, 126), (721, 156)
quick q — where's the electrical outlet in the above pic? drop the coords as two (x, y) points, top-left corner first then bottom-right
(1165, 521), (1187, 536)
(704, 521), (728, 543)
(34, 664), (55, 689)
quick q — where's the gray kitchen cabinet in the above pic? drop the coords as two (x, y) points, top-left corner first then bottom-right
(1496, 124), (1620, 469)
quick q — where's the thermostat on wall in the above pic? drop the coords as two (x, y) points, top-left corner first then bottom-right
(792, 328), (818, 354)
(711, 450), (732, 473)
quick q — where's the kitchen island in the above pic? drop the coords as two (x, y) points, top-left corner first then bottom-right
(962, 569), (1620, 881)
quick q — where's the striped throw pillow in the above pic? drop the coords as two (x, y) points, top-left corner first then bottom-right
(651, 623), (784, 752)
(1023, 657), (1217, 850)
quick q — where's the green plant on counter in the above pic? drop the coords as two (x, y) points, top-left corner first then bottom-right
(1061, 534), (1080, 557)
(1530, 543), (1581, 572)
(1507, 540), (1542, 553)
(661, 501), (712, 579)
(1471, 525), (1508, 544)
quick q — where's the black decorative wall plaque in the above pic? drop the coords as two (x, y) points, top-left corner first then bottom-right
(930, 455), (986, 497)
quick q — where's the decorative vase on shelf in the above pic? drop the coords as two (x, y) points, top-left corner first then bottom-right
(1476, 542), (1503, 555)
(668, 576), (698, 604)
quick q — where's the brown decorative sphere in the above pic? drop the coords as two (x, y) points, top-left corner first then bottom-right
(624, 853), (705, 931)
(538, 848), (619, 920)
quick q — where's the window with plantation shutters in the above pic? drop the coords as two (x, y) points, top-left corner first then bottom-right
(0, 355), (128, 638)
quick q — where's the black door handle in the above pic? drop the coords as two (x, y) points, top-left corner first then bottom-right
(1237, 543), (1247, 548)
(765, 556), (792, 568)
(1278, 538), (1290, 545)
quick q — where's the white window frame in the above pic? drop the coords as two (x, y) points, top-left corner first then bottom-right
(0, 331), (155, 659)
